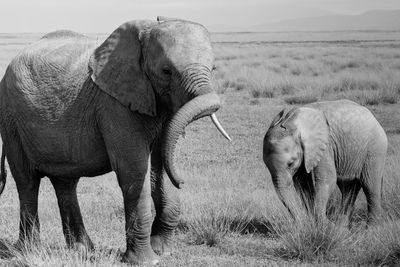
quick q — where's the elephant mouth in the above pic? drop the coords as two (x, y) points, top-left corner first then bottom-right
(161, 92), (231, 189)
(191, 106), (218, 121)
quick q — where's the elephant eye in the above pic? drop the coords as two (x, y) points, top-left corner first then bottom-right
(162, 66), (172, 76)
(212, 65), (217, 71)
(288, 160), (295, 169)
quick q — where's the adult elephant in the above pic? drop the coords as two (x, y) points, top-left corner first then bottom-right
(0, 17), (230, 265)
(263, 100), (387, 226)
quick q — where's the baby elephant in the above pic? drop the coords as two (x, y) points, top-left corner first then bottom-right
(263, 100), (387, 225)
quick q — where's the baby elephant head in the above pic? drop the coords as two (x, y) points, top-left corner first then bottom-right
(263, 107), (329, 214)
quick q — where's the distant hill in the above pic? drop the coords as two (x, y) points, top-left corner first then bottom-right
(207, 24), (244, 33)
(253, 10), (400, 32)
(208, 9), (400, 32)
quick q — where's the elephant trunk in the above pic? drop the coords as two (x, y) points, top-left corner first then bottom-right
(162, 91), (228, 189)
(272, 174), (303, 220)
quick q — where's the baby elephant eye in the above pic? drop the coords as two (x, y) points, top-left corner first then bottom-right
(162, 66), (172, 76)
(288, 160), (295, 169)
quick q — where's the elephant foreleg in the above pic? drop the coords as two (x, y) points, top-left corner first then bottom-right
(312, 154), (337, 224)
(150, 182), (180, 256)
(99, 106), (159, 265)
(117, 158), (159, 265)
(150, 140), (180, 256)
(49, 177), (93, 250)
(313, 180), (336, 224)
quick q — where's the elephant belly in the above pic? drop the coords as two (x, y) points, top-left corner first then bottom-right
(334, 141), (367, 182)
(20, 123), (112, 179)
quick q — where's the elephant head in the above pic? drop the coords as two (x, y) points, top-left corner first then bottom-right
(89, 19), (230, 189)
(263, 107), (329, 215)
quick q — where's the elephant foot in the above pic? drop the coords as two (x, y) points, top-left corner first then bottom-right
(151, 234), (172, 256)
(68, 236), (95, 253)
(123, 247), (160, 265)
(71, 241), (94, 254)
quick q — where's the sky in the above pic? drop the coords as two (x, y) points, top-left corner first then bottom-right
(1, 0), (400, 33)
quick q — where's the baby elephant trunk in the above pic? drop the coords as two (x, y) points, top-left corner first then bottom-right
(0, 146), (7, 196)
(272, 174), (305, 220)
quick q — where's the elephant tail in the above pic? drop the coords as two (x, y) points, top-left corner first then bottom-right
(0, 145), (6, 196)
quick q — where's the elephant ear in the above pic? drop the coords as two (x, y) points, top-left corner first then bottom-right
(89, 20), (157, 116)
(293, 107), (329, 173)
(270, 109), (288, 127)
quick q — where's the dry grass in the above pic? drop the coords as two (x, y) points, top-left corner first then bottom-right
(274, 217), (352, 263)
(213, 42), (400, 106)
(0, 32), (400, 266)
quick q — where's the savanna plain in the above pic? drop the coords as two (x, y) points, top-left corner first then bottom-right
(0, 31), (400, 266)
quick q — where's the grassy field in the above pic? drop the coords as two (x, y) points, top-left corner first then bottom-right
(0, 31), (400, 266)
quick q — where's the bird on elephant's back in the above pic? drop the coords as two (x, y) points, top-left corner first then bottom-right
(0, 16), (231, 265)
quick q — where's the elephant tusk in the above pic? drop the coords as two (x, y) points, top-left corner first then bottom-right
(210, 113), (231, 141)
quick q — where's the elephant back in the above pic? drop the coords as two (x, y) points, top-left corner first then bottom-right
(306, 99), (387, 178)
(3, 32), (97, 121)
(41, 30), (87, 40)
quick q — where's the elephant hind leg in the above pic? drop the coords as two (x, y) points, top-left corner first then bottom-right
(360, 153), (385, 225)
(3, 137), (42, 246)
(337, 180), (361, 227)
(49, 177), (93, 250)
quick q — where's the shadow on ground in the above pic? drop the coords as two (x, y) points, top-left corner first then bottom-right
(177, 217), (278, 237)
(239, 218), (277, 237)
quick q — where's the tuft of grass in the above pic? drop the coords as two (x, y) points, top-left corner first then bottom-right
(327, 75), (381, 93)
(336, 60), (361, 71)
(290, 67), (302, 76)
(0, 223), (121, 267)
(341, 220), (400, 266)
(334, 89), (399, 106)
(10, 243), (122, 267)
(284, 85), (320, 105)
(183, 205), (252, 247)
(251, 88), (274, 98)
(284, 94), (319, 105)
(250, 78), (295, 98)
(274, 214), (352, 263)
(222, 80), (246, 91)
(249, 99), (259, 105)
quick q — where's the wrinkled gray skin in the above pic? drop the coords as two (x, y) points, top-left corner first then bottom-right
(263, 100), (387, 225)
(0, 18), (230, 265)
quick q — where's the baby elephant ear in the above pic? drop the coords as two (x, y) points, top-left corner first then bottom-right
(89, 20), (157, 116)
(294, 107), (329, 173)
(270, 109), (287, 127)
